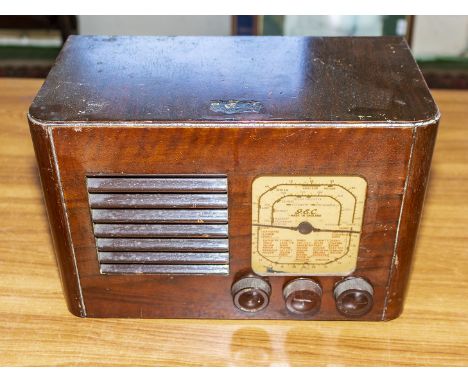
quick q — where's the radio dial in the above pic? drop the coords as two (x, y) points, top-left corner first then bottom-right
(231, 276), (271, 313)
(283, 278), (322, 315)
(334, 277), (374, 317)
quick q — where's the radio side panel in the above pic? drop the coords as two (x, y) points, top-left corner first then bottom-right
(29, 119), (85, 317)
(383, 121), (439, 320)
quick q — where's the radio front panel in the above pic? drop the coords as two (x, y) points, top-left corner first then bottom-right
(48, 125), (412, 319)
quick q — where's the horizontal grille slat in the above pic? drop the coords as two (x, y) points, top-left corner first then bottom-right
(87, 175), (229, 275)
(94, 224), (228, 238)
(89, 193), (227, 209)
(87, 177), (227, 193)
(98, 252), (229, 264)
(100, 263), (229, 275)
(96, 238), (229, 252)
(91, 209), (228, 223)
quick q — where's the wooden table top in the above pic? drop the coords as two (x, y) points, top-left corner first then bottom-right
(0, 78), (467, 366)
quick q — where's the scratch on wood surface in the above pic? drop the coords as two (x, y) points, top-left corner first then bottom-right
(209, 100), (263, 114)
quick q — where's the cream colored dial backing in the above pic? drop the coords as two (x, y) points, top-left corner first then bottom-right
(251, 176), (367, 276)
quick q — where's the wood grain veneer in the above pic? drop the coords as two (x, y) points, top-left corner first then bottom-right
(27, 36), (439, 320)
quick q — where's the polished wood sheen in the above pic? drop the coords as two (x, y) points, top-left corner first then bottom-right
(29, 36), (437, 123)
(0, 79), (466, 364)
(87, 176), (228, 193)
(27, 36), (439, 320)
(91, 208), (228, 223)
(88, 193), (228, 208)
(93, 224), (229, 238)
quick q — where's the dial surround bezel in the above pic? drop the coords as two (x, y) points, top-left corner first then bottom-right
(251, 175), (367, 276)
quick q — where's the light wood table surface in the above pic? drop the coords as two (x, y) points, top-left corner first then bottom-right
(0, 78), (467, 366)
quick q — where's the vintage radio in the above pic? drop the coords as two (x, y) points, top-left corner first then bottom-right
(29, 36), (439, 320)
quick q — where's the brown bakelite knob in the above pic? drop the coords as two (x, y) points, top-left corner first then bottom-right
(283, 278), (322, 316)
(231, 276), (271, 313)
(334, 277), (374, 317)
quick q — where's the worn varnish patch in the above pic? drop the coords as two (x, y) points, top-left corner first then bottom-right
(210, 100), (263, 114)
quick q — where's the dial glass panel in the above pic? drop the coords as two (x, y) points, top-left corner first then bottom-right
(251, 176), (367, 276)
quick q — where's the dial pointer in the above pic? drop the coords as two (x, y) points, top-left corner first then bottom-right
(252, 222), (360, 235)
(252, 223), (298, 231)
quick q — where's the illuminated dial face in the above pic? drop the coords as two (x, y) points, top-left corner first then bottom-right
(251, 176), (367, 276)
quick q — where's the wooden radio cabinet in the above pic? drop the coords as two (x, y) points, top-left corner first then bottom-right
(28, 36), (439, 320)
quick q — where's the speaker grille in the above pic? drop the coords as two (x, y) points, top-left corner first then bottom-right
(87, 175), (229, 275)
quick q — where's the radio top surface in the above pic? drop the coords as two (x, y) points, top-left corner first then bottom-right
(28, 35), (438, 125)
